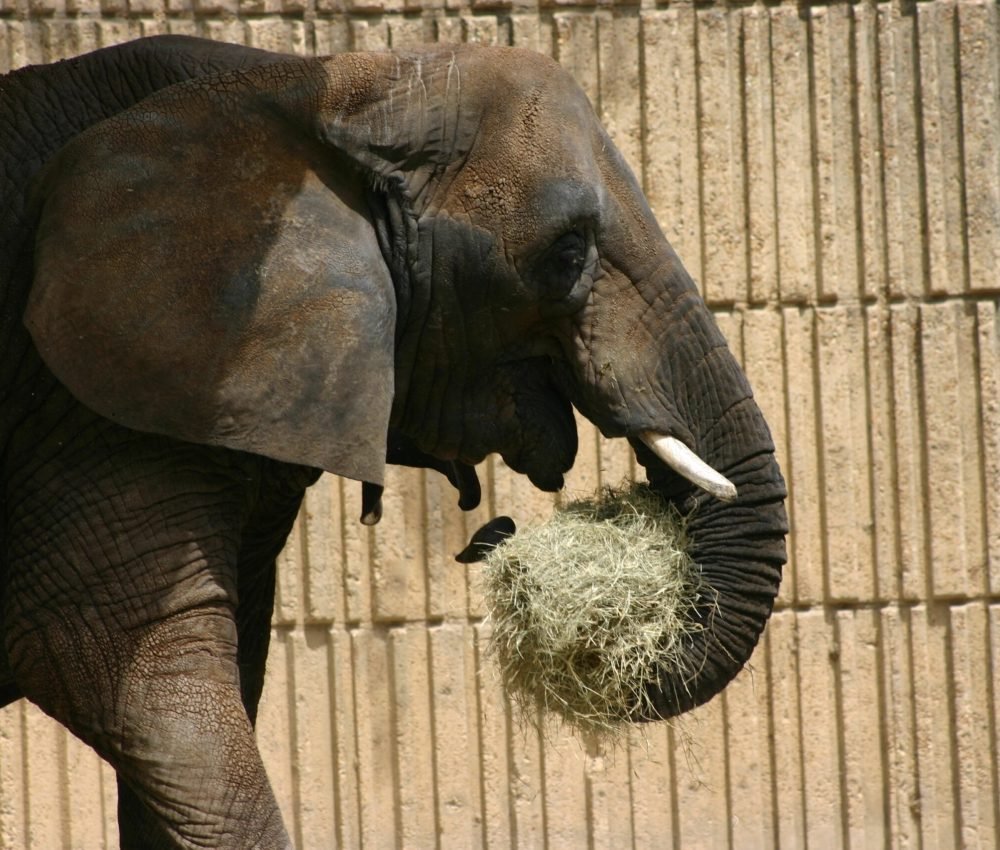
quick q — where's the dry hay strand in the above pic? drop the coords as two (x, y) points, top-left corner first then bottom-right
(482, 482), (706, 738)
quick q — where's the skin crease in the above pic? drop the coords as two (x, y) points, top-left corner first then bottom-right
(0, 37), (787, 849)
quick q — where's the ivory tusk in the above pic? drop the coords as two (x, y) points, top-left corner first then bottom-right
(638, 432), (738, 502)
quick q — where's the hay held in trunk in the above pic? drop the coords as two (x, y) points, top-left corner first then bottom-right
(483, 482), (705, 737)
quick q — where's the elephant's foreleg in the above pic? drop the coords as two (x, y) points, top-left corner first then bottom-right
(3, 423), (293, 850)
(105, 608), (289, 850)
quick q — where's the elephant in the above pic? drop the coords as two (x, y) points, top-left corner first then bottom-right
(0, 35), (787, 849)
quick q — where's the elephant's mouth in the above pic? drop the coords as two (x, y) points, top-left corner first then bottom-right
(456, 357), (578, 492)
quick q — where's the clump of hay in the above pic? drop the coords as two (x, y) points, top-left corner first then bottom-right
(482, 482), (705, 738)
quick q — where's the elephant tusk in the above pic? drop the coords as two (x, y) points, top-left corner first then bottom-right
(638, 432), (738, 502)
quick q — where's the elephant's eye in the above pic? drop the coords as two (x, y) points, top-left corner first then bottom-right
(539, 232), (587, 300)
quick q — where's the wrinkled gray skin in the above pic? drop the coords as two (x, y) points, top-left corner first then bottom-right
(0, 38), (786, 849)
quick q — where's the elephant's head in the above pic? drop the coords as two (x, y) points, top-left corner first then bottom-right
(24, 43), (786, 717)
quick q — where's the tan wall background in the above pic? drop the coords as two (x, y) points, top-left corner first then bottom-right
(2, 0), (998, 847)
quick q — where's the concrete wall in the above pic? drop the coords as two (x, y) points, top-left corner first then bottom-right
(1, 0), (998, 847)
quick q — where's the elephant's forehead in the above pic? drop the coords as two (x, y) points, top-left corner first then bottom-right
(450, 76), (603, 243)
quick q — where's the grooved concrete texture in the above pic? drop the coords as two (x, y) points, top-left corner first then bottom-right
(1, 1), (998, 847)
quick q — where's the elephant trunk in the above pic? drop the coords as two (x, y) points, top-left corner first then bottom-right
(628, 301), (786, 716)
(575, 270), (788, 717)
(630, 430), (786, 717)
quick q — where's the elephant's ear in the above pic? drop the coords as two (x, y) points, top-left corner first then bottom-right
(26, 61), (396, 486)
